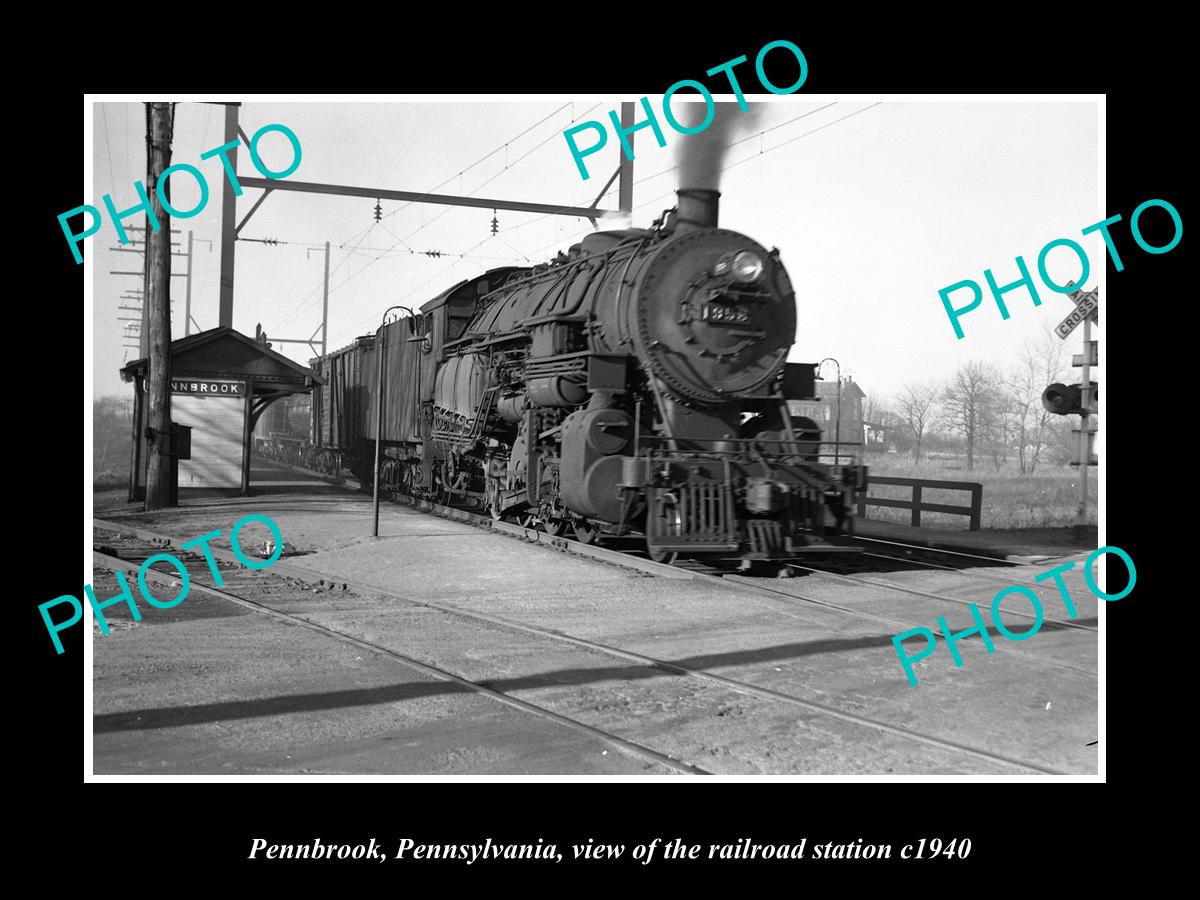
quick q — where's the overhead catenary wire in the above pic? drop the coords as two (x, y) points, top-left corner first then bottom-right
(336, 103), (572, 251)
(492, 102), (844, 239)
(321, 105), (444, 247)
(271, 104), (579, 337)
(521, 103), (886, 260)
(391, 104), (602, 248)
(99, 104), (117, 192)
(292, 102), (885, 352)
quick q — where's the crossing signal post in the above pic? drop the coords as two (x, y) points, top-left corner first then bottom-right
(1044, 285), (1099, 536)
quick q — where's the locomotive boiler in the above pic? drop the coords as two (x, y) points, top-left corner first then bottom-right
(281, 189), (867, 564)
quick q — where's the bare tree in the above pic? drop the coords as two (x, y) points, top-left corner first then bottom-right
(983, 395), (1018, 471)
(862, 392), (893, 451)
(863, 392), (884, 426)
(896, 381), (939, 463)
(940, 361), (1001, 471)
(1004, 327), (1068, 474)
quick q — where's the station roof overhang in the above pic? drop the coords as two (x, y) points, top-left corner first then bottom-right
(119, 326), (325, 398)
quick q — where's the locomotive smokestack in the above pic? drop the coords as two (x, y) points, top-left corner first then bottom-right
(672, 102), (763, 231)
(675, 188), (720, 231)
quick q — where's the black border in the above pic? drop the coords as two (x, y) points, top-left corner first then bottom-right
(28, 18), (1178, 884)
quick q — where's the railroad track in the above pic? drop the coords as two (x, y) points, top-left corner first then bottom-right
(390, 492), (1100, 674)
(781, 559), (1098, 636)
(92, 545), (708, 777)
(93, 517), (1081, 775)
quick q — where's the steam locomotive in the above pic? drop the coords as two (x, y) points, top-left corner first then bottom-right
(259, 189), (867, 564)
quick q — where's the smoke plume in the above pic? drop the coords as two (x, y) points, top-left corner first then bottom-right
(674, 102), (766, 191)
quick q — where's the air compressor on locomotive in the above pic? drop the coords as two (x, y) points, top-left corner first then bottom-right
(270, 189), (867, 564)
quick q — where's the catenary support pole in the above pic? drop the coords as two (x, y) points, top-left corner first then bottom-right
(321, 240), (330, 356)
(184, 230), (194, 336)
(372, 320), (387, 538)
(218, 104), (238, 328)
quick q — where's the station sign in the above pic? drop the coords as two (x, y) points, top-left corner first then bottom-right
(170, 379), (246, 396)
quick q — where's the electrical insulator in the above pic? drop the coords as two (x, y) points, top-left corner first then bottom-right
(491, 210), (499, 235)
(374, 199), (382, 223)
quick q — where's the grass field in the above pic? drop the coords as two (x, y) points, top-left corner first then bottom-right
(860, 453), (1098, 531)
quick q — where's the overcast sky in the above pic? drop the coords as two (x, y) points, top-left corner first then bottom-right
(88, 98), (1099, 400)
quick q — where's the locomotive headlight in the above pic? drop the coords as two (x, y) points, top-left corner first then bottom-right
(732, 250), (764, 283)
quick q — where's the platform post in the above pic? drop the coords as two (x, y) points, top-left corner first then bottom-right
(129, 375), (144, 502)
(372, 323), (386, 538)
(242, 377), (255, 496)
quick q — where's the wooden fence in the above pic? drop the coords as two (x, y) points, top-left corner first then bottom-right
(857, 476), (983, 530)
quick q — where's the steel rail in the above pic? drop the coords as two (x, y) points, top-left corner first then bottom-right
(94, 519), (1072, 775)
(783, 560), (1099, 635)
(93, 549), (708, 777)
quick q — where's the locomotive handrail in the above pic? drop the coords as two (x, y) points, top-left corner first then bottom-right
(481, 232), (651, 299)
(633, 437), (864, 476)
(635, 434), (862, 451)
(432, 385), (501, 451)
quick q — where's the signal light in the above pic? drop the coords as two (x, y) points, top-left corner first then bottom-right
(1042, 382), (1098, 415)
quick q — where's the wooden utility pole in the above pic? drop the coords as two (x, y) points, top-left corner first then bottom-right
(144, 102), (174, 510)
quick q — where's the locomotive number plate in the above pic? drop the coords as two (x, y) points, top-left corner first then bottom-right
(700, 304), (752, 326)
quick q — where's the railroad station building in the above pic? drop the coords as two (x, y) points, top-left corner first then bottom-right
(788, 378), (866, 447)
(120, 326), (321, 499)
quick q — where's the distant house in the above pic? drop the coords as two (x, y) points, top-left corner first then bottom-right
(863, 420), (889, 451)
(788, 378), (865, 448)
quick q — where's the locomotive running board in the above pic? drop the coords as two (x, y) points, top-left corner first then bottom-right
(785, 544), (863, 553)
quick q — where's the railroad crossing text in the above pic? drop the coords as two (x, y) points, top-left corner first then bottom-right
(891, 545), (1135, 686)
(42, 514), (284, 654)
(562, 40), (808, 181)
(939, 198), (1182, 339)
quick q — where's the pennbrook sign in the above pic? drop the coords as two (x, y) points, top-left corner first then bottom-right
(170, 379), (245, 396)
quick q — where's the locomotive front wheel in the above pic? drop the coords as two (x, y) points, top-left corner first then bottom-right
(540, 518), (567, 537)
(647, 543), (679, 565)
(573, 521), (598, 544)
(485, 479), (503, 520)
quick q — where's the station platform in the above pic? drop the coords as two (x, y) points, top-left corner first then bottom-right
(90, 460), (1101, 777)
